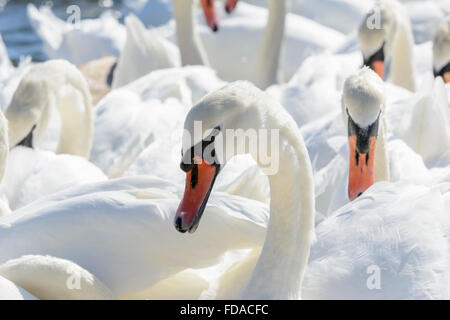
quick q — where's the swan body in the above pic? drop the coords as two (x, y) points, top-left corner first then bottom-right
(0, 255), (114, 300)
(358, 0), (416, 91)
(0, 175), (268, 298)
(27, 4), (125, 66)
(90, 65), (225, 178)
(0, 274), (36, 300)
(111, 14), (180, 89)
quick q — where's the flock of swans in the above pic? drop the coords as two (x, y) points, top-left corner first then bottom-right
(0, 0), (449, 300)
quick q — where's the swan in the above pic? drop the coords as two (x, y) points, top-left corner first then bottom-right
(433, 16), (450, 83)
(174, 81), (315, 299)
(5, 59), (93, 158)
(1, 60), (107, 210)
(163, 0), (344, 86)
(358, 0), (416, 92)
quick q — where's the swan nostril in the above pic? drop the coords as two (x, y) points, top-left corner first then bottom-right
(212, 24), (218, 32)
(357, 192), (362, 198)
(225, 5), (231, 13)
(175, 216), (186, 233)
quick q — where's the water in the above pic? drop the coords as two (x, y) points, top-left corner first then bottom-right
(0, 0), (127, 64)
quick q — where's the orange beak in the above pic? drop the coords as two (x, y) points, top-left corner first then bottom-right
(348, 136), (377, 201)
(225, 0), (239, 13)
(371, 61), (385, 80)
(175, 156), (219, 233)
(200, 0), (219, 32)
(443, 72), (450, 84)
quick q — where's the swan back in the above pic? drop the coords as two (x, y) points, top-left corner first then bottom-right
(0, 255), (114, 299)
(111, 14), (180, 89)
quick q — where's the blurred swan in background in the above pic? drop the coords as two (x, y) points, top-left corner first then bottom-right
(358, 0), (416, 91)
(1, 60), (106, 211)
(433, 16), (450, 83)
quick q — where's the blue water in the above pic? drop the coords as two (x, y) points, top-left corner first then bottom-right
(0, 0), (126, 64)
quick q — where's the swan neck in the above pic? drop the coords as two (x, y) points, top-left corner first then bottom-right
(374, 119), (389, 182)
(387, 11), (415, 91)
(242, 131), (315, 299)
(253, 0), (287, 89)
(56, 89), (93, 158)
(173, 0), (209, 66)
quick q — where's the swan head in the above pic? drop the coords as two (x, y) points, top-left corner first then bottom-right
(225, 0), (239, 14)
(342, 67), (384, 201)
(358, 0), (397, 79)
(175, 81), (267, 233)
(5, 71), (47, 150)
(200, 0), (220, 32)
(433, 17), (450, 83)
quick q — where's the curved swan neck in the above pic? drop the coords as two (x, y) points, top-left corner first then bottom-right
(386, 3), (415, 92)
(374, 118), (389, 182)
(56, 82), (93, 158)
(253, 0), (287, 89)
(172, 0), (210, 66)
(242, 125), (314, 299)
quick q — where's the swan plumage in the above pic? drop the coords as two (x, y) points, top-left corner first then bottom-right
(0, 175), (268, 298)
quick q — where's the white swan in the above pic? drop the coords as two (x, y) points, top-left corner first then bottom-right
(433, 16), (450, 83)
(5, 59), (93, 158)
(358, 0), (416, 92)
(174, 81), (315, 299)
(166, 0), (344, 87)
(1, 60), (107, 210)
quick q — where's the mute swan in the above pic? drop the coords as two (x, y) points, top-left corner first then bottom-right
(162, 0), (344, 86)
(5, 59), (93, 158)
(1, 60), (107, 210)
(358, 0), (416, 92)
(433, 17), (450, 83)
(174, 81), (315, 299)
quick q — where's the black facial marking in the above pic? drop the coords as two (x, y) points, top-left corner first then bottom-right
(363, 43), (385, 69)
(106, 61), (117, 88)
(180, 126), (221, 173)
(434, 62), (450, 79)
(15, 124), (36, 149)
(347, 109), (380, 155)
